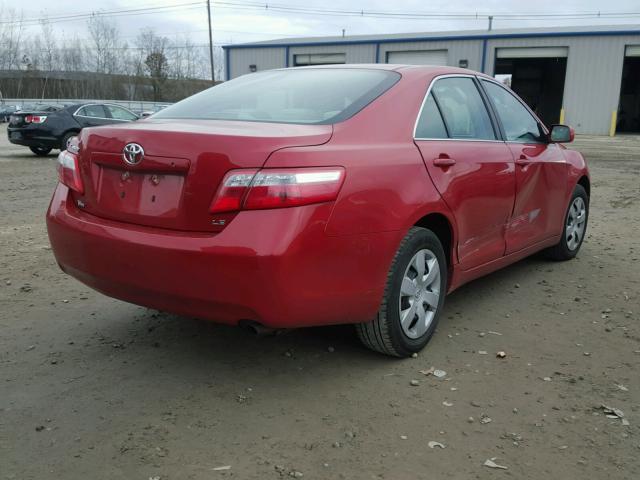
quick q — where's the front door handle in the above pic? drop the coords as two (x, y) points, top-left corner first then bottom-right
(515, 154), (532, 166)
(433, 154), (456, 167)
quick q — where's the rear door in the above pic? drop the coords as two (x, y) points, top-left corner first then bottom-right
(73, 104), (113, 127)
(414, 75), (516, 270)
(480, 79), (568, 254)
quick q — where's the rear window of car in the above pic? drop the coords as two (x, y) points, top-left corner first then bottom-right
(153, 69), (401, 125)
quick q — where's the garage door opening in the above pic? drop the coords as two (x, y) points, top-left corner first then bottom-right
(386, 50), (448, 66)
(293, 53), (346, 66)
(494, 47), (568, 128)
(617, 46), (640, 133)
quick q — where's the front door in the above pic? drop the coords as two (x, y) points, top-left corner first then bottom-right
(414, 76), (516, 270)
(480, 79), (568, 254)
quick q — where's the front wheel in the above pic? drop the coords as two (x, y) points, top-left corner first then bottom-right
(60, 132), (78, 151)
(29, 146), (52, 156)
(545, 184), (589, 261)
(356, 227), (447, 357)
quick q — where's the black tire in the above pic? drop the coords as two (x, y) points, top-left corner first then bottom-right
(545, 184), (589, 261)
(29, 146), (52, 156)
(60, 131), (78, 151)
(356, 227), (447, 357)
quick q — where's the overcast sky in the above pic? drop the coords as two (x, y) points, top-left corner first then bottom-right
(2, 0), (640, 47)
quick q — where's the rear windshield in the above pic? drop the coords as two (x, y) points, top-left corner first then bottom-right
(153, 68), (401, 125)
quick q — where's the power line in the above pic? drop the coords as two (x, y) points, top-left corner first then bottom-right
(50, 43), (227, 52)
(0, 2), (206, 26)
(3, 0), (640, 27)
(129, 28), (303, 38)
(211, 1), (640, 20)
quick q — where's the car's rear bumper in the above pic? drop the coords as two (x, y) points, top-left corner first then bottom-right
(46, 183), (399, 328)
(8, 127), (59, 148)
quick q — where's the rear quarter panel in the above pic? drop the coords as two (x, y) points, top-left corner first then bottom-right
(264, 67), (454, 238)
(263, 68), (458, 302)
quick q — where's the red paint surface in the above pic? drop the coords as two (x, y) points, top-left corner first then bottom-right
(47, 65), (589, 328)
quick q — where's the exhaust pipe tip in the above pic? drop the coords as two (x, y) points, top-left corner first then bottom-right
(238, 320), (284, 337)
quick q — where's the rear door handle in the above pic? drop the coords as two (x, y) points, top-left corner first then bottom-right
(433, 154), (456, 167)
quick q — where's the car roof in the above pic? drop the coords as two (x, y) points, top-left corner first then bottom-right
(272, 63), (491, 79)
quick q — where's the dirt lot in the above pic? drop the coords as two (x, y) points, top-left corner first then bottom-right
(1, 124), (639, 480)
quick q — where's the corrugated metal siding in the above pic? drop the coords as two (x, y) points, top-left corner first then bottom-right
(229, 47), (286, 79)
(288, 44), (377, 65)
(380, 40), (484, 70)
(484, 35), (640, 134)
(228, 32), (640, 134)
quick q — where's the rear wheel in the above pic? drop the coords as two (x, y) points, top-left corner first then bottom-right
(545, 184), (589, 260)
(29, 146), (52, 156)
(356, 227), (447, 357)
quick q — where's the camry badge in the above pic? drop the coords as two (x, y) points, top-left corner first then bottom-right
(122, 143), (144, 165)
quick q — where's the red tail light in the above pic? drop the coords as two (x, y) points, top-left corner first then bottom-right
(25, 115), (47, 124)
(57, 150), (84, 194)
(210, 167), (345, 214)
(210, 170), (258, 213)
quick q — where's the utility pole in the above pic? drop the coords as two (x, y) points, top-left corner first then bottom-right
(488, 15), (493, 31)
(207, 0), (215, 83)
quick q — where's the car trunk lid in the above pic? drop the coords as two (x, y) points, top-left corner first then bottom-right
(8, 111), (49, 128)
(74, 119), (333, 232)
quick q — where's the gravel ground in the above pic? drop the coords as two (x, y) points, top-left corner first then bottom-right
(1, 124), (639, 479)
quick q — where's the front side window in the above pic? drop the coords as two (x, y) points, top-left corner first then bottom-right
(482, 80), (544, 143)
(431, 77), (496, 140)
(153, 69), (400, 125)
(106, 105), (137, 121)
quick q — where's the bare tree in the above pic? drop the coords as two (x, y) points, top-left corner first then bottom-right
(40, 19), (57, 72)
(0, 8), (25, 70)
(136, 29), (170, 100)
(1, 11), (214, 102)
(87, 14), (120, 74)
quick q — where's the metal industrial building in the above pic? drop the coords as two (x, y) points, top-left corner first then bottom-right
(223, 25), (640, 135)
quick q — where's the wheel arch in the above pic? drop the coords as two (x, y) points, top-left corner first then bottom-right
(413, 212), (456, 274)
(60, 129), (81, 149)
(577, 175), (590, 199)
(62, 128), (81, 137)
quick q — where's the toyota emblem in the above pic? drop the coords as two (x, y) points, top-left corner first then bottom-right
(122, 143), (144, 165)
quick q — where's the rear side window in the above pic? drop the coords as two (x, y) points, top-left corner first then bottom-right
(153, 69), (401, 125)
(430, 77), (496, 140)
(77, 105), (107, 118)
(481, 80), (544, 143)
(106, 105), (138, 121)
(415, 94), (448, 139)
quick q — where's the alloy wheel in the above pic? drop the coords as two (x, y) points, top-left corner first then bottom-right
(566, 197), (587, 251)
(398, 249), (441, 339)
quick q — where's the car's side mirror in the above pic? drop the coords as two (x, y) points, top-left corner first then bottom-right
(549, 124), (574, 143)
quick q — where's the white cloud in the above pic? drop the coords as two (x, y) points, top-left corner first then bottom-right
(5, 0), (640, 46)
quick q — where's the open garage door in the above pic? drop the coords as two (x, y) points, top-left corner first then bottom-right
(386, 50), (448, 66)
(293, 53), (346, 66)
(617, 46), (640, 133)
(494, 47), (568, 127)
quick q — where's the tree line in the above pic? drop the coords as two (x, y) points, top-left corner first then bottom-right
(0, 10), (225, 102)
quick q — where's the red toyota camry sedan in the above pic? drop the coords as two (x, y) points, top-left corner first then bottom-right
(47, 65), (589, 357)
